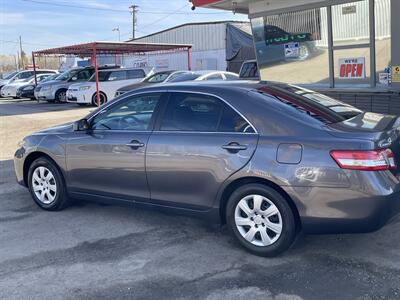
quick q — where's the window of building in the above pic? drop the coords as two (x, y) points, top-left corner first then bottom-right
(251, 7), (329, 85)
(250, 0), (393, 89)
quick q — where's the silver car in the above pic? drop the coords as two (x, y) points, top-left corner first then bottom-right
(14, 81), (400, 256)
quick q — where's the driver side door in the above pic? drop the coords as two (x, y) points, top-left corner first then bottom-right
(66, 92), (164, 202)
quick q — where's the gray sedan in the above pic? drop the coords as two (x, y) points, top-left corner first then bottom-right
(14, 81), (400, 256)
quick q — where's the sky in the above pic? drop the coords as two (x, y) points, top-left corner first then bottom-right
(0, 0), (248, 55)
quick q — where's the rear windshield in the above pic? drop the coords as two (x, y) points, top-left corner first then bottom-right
(257, 84), (362, 124)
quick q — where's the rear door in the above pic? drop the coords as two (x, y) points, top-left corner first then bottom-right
(145, 91), (258, 209)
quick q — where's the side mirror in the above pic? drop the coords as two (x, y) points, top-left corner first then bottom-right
(74, 119), (90, 131)
(71, 76), (78, 81)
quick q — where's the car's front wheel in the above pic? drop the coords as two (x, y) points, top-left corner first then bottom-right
(226, 184), (297, 257)
(28, 157), (70, 211)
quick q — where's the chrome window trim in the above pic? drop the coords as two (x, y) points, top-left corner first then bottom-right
(87, 89), (258, 134)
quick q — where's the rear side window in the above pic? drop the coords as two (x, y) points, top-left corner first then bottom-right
(160, 92), (254, 133)
(127, 69), (146, 79)
(108, 71), (126, 81)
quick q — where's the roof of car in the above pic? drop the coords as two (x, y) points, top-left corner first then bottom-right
(125, 79), (266, 95)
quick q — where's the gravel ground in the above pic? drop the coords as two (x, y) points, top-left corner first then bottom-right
(1, 98), (400, 300)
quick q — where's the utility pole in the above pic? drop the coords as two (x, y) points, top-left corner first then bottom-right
(129, 5), (138, 40)
(19, 36), (24, 69)
(112, 26), (121, 41)
(14, 55), (18, 70)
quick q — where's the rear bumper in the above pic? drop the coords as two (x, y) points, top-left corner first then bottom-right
(286, 182), (400, 234)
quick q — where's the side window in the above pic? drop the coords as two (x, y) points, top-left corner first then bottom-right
(108, 71), (126, 81)
(77, 70), (91, 80)
(219, 105), (255, 133)
(18, 72), (32, 79)
(127, 69), (146, 79)
(204, 74), (223, 81)
(160, 93), (223, 132)
(91, 93), (161, 131)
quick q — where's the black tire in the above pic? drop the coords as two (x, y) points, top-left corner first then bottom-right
(91, 92), (107, 107)
(55, 89), (67, 103)
(28, 157), (70, 211)
(226, 184), (297, 257)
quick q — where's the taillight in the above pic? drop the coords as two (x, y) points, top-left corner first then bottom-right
(330, 149), (396, 171)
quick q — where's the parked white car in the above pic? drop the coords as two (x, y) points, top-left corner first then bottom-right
(0, 69), (58, 97)
(66, 67), (153, 106)
(0, 73), (55, 98)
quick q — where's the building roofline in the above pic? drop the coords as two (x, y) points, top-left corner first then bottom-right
(128, 20), (250, 42)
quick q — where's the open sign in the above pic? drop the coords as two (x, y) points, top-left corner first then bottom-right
(339, 57), (365, 79)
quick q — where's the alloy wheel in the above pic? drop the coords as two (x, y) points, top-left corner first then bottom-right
(234, 194), (283, 247)
(31, 166), (57, 204)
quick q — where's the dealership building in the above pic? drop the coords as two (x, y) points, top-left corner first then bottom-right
(126, 21), (255, 73)
(193, 0), (400, 115)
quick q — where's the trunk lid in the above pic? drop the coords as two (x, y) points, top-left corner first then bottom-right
(327, 112), (400, 174)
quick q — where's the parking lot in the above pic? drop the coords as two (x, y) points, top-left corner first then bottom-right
(1, 98), (400, 299)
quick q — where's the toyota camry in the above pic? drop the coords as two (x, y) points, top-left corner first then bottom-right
(14, 81), (400, 256)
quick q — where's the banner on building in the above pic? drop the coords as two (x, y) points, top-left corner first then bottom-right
(338, 57), (365, 79)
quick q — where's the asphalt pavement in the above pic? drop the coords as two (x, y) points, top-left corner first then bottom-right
(1, 98), (400, 299)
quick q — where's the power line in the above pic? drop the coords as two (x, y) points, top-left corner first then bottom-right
(1, 39), (57, 47)
(21, 0), (232, 15)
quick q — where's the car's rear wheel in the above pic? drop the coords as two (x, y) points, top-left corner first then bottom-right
(91, 92), (107, 107)
(28, 157), (70, 211)
(226, 184), (297, 257)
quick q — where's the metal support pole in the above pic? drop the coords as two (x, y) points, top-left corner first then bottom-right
(92, 43), (100, 107)
(327, 5), (335, 88)
(32, 52), (38, 102)
(369, 0), (376, 88)
(187, 47), (191, 71)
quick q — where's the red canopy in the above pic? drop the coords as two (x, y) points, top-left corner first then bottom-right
(32, 41), (192, 106)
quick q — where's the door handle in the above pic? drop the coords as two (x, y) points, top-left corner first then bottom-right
(222, 142), (248, 152)
(126, 140), (145, 149)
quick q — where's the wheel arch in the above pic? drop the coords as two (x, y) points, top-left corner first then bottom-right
(218, 177), (301, 231)
(23, 151), (64, 187)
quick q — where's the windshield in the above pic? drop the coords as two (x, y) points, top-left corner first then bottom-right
(3, 71), (18, 80)
(41, 74), (59, 83)
(56, 69), (81, 81)
(145, 72), (172, 83)
(257, 84), (363, 124)
(89, 71), (111, 82)
(168, 74), (201, 82)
